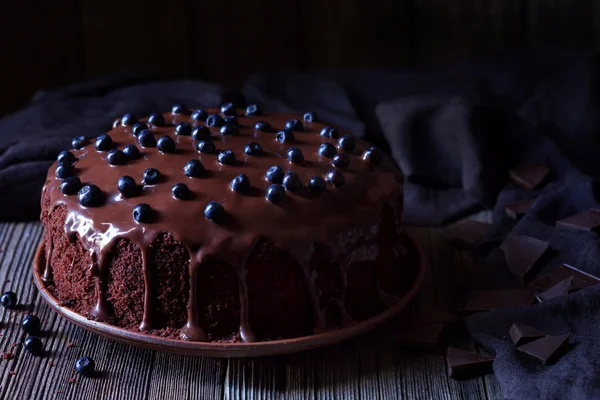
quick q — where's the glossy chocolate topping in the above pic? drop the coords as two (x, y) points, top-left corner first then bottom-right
(42, 108), (403, 342)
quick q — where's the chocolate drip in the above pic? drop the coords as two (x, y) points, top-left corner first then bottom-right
(89, 249), (112, 322)
(42, 236), (53, 282)
(180, 261), (208, 342)
(139, 246), (152, 331)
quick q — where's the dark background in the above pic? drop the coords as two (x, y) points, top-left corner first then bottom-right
(0, 0), (596, 117)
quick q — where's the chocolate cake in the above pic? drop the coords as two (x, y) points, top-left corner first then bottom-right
(40, 104), (414, 343)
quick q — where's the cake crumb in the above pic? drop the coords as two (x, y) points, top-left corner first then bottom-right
(48, 361), (54, 367)
(68, 376), (76, 384)
(66, 342), (75, 349)
(57, 389), (62, 393)
(1, 351), (14, 360)
(9, 370), (16, 376)
(11, 343), (18, 348)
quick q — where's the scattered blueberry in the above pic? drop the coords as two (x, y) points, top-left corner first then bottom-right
(24, 336), (43, 356)
(72, 136), (88, 150)
(266, 184), (285, 204)
(308, 176), (326, 193)
(184, 159), (205, 178)
(191, 109), (208, 121)
(106, 149), (127, 165)
(21, 315), (41, 335)
(123, 144), (141, 159)
(132, 122), (148, 136)
(276, 130), (295, 143)
(303, 112), (317, 123)
(157, 136), (176, 153)
(254, 120), (271, 132)
(192, 125), (211, 141)
(57, 150), (76, 166)
(318, 143), (337, 158)
(143, 168), (162, 184)
(55, 165), (74, 179)
(60, 176), (82, 195)
(175, 122), (192, 136)
(133, 203), (154, 223)
(95, 134), (113, 151)
(137, 129), (156, 148)
(220, 123), (238, 136)
(117, 176), (139, 198)
(287, 147), (304, 164)
(218, 150), (236, 165)
(204, 201), (225, 222)
(362, 146), (383, 165)
(326, 169), (345, 187)
(121, 113), (137, 126)
(78, 184), (104, 207)
(148, 113), (165, 127)
(171, 104), (189, 115)
(196, 140), (216, 154)
(224, 116), (239, 128)
(230, 174), (250, 193)
(283, 172), (302, 192)
(338, 134), (356, 151)
(220, 102), (236, 116)
(206, 114), (225, 127)
(332, 153), (349, 169)
(76, 356), (95, 377)
(244, 142), (263, 156)
(1, 291), (17, 308)
(285, 119), (303, 131)
(246, 104), (260, 116)
(320, 126), (339, 139)
(171, 183), (190, 199)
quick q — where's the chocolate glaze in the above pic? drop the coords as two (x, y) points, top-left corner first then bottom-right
(42, 109), (404, 342)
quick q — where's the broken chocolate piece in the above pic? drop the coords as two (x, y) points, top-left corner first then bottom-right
(462, 288), (535, 312)
(509, 322), (545, 346)
(500, 233), (549, 283)
(505, 199), (536, 220)
(446, 220), (492, 248)
(536, 276), (572, 302)
(556, 209), (600, 233)
(395, 322), (445, 349)
(446, 347), (495, 379)
(517, 334), (570, 365)
(529, 264), (600, 293)
(509, 164), (549, 190)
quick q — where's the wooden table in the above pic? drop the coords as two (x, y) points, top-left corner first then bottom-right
(0, 220), (504, 399)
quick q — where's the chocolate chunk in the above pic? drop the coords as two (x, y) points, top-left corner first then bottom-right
(462, 288), (534, 313)
(529, 264), (600, 293)
(504, 199), (536, 220)
(509, 164), (549, 190)
(509, 322), (545, 346)
(517, 334), (570, 365)
(446, 220), (492, 248)
(556, 209), (600, 233)
(395, 322), (445, 349)
(500, 233), (549, 283)
(536, 276), (572, 302)
(446, 347), (495, 379)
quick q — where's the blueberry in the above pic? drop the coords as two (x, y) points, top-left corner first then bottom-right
(137, 129), (156, 148)
(224, 116), (239, 129)
(192, 126), (211, 141)
(184, 159), (205, 178)
(132, 203), (154, 223)
(244, 142), (263, 156)
(338, 134), (356, 151)
(276, 130), (295, 143)
(55, 165), (74, 179)
(171, 104), (189, 115)
(171, 183), (190, 199)
(57, 150), (76, 166)
(266, 166), (284, 183)
(218, 150), (236, 165)
(287, 147), (304, 164)
(246, 104), (260, 116)
(362, 146), (383, 165)
(220, 102), (236, 116)
(106, 149), (127, 165)
(308, 176), (326, 193)
(266, 184), (285, 204)
(123, 144), (141, 159)
(78, 184), (104, 207)
(148, 113), (165, 127)
(332, 153), (349, 169)
(285, 119), (303, 131)
(196, 140), (216, 154)
(175, 122), (192, 136)
(318, 143), (337, 158)
(118, 176), (139, 198)
(24, 336), (43, 356)
(76, 356), (95, 377)
(60, 176), (83, 195)
(206, 114), (225, 127)
(220, 123), (238, 136)
(326, 169), (345, 187)
(72, 136), (88, 150)
(320, 126), (339, 139)
(0, 291), (17, 308)
(121, 113), (137, 126)
(157, 136), (176, 153)
(230, 174), (250, 193)
(95, 134), (113, 151)
(303, 112), (317, 122)
(283, 172), (302, 192)
(191, 109), (208, 121)
(254, 120), (271, 132)
(21, 315), (41, 335)
(143, 168), (162, 184)
(132, 122), (148, 136)
(204, 201), (225, 222)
